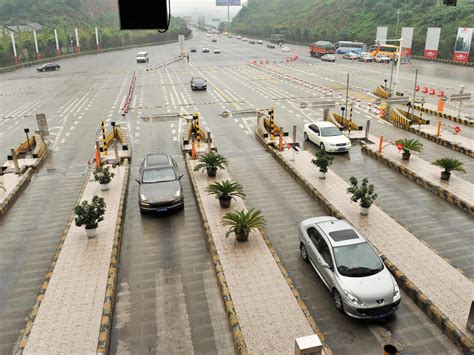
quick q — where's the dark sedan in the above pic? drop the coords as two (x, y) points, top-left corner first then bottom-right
(37, 63), (60, 72)
(191, 76), (207, 91)
(136, 153), (184, 213)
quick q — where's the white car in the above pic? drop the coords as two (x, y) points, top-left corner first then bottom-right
(202, 48), (210, 53)
(281, 46), (290, 52)
(214, 48), (221, 54)
(303, 121), (351, 152)
(237, 36), (242, 39)
(257, 40), (263, 44)
(374, 54), (391, 63)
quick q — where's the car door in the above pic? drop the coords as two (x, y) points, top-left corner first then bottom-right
(314, 232), (336, 288)
(310, 124), (321, 145)
(304, 227), (322, 267)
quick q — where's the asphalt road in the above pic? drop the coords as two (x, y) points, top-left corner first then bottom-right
(0, 30), (471, 354)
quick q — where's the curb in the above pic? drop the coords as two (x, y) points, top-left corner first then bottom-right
(0, 168), (33, 217)
(97, 160), (130, 354)
(361, 145), (474, 217)
(14, 164), (93, 353)
(256, 137), (474, 354)
(184, 157), (248, 354)
(392, 122), (474, 158)
(412, 104), (473, 127)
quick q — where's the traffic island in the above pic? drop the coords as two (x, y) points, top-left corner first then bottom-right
(185, 156), (330, 354)
(361, 137), (474, 216)
(412, 103), (474, 127)
(0, 132), (49, 217)
(257, 140), (474, 354)
(14, 160), (130, 354)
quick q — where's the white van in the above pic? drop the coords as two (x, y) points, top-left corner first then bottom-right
(136, 51), (149, 63)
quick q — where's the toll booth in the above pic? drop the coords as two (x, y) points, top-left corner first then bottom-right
(255, 108), (297, 149)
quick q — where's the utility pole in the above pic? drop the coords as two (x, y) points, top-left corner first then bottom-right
(395, 10), (401, 37)
(393, 37), (403, 95)
(409, 69), (418, 119)
(345, 73), (349, 119)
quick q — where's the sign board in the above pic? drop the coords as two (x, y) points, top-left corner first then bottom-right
(453, 28), (473, 63)
(36, 113), (49, 136)
(310, 100), (336, 109)
(216, 0), (241, 5)
(450, 93), (471, 101)
(424, 27), (441, 59)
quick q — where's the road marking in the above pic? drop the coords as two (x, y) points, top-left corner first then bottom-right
(60, 138), (65, 143)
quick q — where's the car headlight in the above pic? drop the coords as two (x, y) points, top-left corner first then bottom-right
(392, 279), (400, 300)
(174, 189), (182, 198)
(343, 289), (366, 306)
(140, 193), (149, 202)
(328, 143), (337, 147)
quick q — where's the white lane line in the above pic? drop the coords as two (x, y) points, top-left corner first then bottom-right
(169, 91), (176, 107)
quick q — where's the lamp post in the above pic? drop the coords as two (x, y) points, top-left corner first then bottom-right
(341, 107), (345, 123)
(395, 10), (401, 37)
(24, 128), (31, 153)
(384, 79), (388, 91)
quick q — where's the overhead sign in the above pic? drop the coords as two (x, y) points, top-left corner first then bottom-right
(36, 113), (49, 136)
(216, 0), (241, 5)
(310, 100), (336, 109)
(424, 27), (441, 59)
(453, 27), (473, 63)
(401, 27), (414, 55)
(376, 26), (388, 45)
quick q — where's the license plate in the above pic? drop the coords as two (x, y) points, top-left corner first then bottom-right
(338, 147), (346, 151)
(156, 207), (168, 212)
(372, 312), (390, 319)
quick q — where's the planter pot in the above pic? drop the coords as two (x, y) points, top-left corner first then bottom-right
(235, 231), (249, 242)
(218, 196), (232, 208)
(319, 171), (326, 179)
(100, 183), (109, 191)
(85, 227), (97, 238)
(206, 167), (217, 177)
(360, 206), (370, 215)
(402, 151), (411, 161)
(440, 171), (451, 181)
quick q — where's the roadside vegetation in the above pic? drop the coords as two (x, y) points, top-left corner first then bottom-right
(232, 0), (474, 60)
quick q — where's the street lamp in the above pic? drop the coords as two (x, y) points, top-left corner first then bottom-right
(395, 10), (401, 37)
(384, 79), (388, 91)
(111, 121), (117, 138)
(340, 106), (345, 121)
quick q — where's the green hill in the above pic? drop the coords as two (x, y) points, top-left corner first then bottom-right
(232, 0), (474, 59)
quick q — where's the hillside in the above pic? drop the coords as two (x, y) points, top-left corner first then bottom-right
(232, 0), (474, 59)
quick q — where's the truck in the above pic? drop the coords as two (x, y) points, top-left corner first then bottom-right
(309, 41), (336, 58)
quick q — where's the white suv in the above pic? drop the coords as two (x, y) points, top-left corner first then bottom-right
(136, 51), (149, 63)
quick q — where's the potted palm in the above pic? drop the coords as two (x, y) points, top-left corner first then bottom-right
(346, 177), (378, 215)
(222, 208), (266, 242)
(206, 180), (246, 208)
(93, 165), (115, 191)
(194, 152), (229, 177)
(73, 195), (106, 238)
(395, 138), (423, 161)
(432, 158), (466, 181)
(311, 149), (334, 179)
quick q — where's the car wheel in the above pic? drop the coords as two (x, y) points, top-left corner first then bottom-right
(320, 143), (326, 151)
(304, 132), (309, 141)
(300, 243), (309, 263)
(139, 208), (147, 214)
(333, 289), (344, 313)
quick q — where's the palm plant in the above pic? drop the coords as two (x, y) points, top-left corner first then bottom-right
(194, 152), (229, 177)
(395, 138), (423, 161)
(346, 177), (377, 214)
(221, 208), (266, 242)
(432, 158), (466, 181)
(206, 180), (246, 208)
(311, 149), (334, 178)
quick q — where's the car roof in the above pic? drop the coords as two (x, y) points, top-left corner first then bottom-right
(137, 51), (148, 55)
(144, 153), (172, 168)
(301, 217), (366, 247)
(312, 121), (336, 128)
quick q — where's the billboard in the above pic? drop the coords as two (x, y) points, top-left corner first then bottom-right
(376, 26), (388, 45)
(424, 27), (441, 59)
(216, 0), (241, 5)
(401, 27), (414, 56)
(453, 27), (473, 63)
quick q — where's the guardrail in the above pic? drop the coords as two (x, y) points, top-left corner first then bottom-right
(0, 34), (192, 74)
(411, 55), (474, 67)
(374, 85), (391, 100)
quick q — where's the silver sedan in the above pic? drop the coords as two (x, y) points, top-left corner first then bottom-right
(299, 216), (401, 319)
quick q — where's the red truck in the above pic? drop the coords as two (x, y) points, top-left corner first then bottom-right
(309, 41), (336, 58)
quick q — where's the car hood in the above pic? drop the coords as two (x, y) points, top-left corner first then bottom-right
(321, 135), (351, 145)
(193, 81), (206, 86)
(338, 267), (395, 305)
(140, 180), (180, 202)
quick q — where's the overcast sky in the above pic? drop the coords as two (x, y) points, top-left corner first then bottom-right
(171, 0), (243, 20)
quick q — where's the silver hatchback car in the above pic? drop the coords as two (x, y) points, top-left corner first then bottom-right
(299, 217), (401, 319)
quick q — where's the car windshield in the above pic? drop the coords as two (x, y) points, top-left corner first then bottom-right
(142, 167), (176, 183)
(333, 242), (384, 277)
(320, 126), (342, 137)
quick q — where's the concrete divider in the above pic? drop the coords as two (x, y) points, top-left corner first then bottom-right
(374, 85), (391, 99)
(412, 103), (473, 127)
(411, 55), (474, 67)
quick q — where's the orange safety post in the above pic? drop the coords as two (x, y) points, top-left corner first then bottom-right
(191, 138), (196, 160)
(95, 141), (102, 168)
(378, 135), (383, 153)
(437, 120), (442, 137)
(279, 129), (283, 152)
(437, 98), (444, 112)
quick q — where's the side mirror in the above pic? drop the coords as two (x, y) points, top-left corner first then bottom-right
(179, 174), (184, 179)
(135, 178), (140, 184)
(322, 262), (333, 271)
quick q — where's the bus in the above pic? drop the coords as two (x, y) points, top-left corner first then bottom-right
(270, 34), (285, 44)
(368, 44), (400, 60)
(335, 41), (366, 54)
